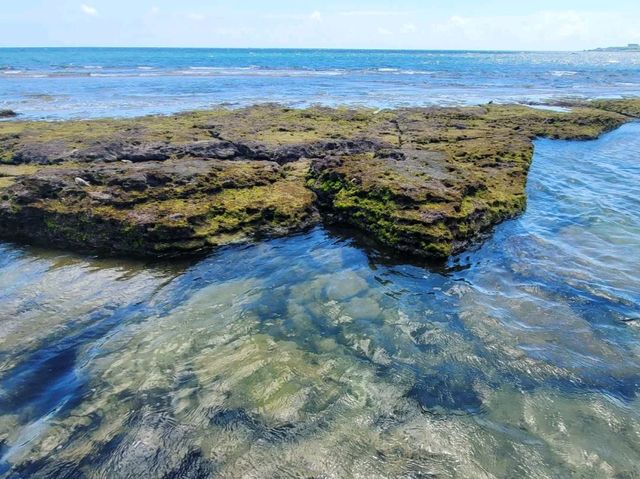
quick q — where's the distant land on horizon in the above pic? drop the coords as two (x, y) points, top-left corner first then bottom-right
(589, 43), (640, 52)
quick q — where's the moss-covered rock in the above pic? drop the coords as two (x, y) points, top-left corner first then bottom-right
(307, 101), (638, 257)
(0, 99), (638, 259)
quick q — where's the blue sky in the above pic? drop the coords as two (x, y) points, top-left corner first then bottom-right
(1, 1), (639, 50)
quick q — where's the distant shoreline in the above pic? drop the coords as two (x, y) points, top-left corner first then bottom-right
(588, 44), (640, 52)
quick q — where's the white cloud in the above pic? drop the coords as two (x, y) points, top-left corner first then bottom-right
(80, 4), (98, 17)
(542, 11), (587, 38)
(431, 10), (640, 50)
(400, 23), (417, 34)
(447, 16), (468, 27)
(263, 11), (323, 22)
(339, 10), (410, 17)
(149, 6), (160, 16)
(377, 27), (392, 36)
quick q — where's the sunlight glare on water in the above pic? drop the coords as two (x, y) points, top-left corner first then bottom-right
(2, 48), (640, 119)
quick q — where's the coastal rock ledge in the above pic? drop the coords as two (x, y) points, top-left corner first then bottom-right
(1, 99), (639, 259)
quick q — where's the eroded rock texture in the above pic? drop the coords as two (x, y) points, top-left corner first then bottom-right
(0, 100), (638, 259)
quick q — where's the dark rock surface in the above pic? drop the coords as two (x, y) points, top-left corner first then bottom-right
(0, 109), (17, 118)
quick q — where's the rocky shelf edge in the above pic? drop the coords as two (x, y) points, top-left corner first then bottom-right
(1, 99), (639, 260)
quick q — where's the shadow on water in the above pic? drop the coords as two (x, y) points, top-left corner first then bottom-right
(0, 301), (154, 421)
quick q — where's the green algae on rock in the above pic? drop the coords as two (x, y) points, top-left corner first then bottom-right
(0, 99), (638, 259)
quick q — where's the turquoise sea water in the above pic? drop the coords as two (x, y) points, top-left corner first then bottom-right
(0, 49), (639, 478)
(1, 48), (640, 119)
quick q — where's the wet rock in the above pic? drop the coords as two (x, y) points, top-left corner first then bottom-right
(12, 141), (69, 164)
(0, 158), (317, 258)
(116, 173), (149, 191)
(10, 173), (75, 203)
(0, 109), (17, 118)
(64, 138), (382, 166)
(88, 191), (114, 203)
(270, 139), (383, 164)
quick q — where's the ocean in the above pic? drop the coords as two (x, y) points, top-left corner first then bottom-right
(0, 49), (639, 478)
(1, 47), (640, 119)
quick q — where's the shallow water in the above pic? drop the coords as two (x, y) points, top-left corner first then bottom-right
(1, 48), (640, 119)
(0, 123), (639, 477)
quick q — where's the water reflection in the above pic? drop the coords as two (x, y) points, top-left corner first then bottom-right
(1, 124), (639, 478)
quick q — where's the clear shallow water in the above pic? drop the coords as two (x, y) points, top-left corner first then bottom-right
(1, 48), (640, 119)
(0, 126), (639, 476)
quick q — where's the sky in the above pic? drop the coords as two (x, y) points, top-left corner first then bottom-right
(1, 1), (639, 50)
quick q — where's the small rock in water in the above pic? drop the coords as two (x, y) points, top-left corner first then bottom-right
(74, 177), (91, 187)
(0, 109), (17, 118)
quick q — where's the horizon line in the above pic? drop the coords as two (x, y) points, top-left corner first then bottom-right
(0, 46), (592, 53)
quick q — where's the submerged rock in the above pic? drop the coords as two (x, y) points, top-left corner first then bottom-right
(407, 372), (484, 414)
(0, 100), (638, 259)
